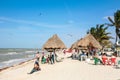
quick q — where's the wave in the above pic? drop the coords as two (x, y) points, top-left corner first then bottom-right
(0, 52), (18, 56)
(7, 52), (18, 55)
(3, 59), (25, 65)
(0, 58), (33, 69)
(25, 51), (35, 53)
(0, 59), (25, 69)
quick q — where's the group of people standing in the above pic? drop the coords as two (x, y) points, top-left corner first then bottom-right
(41, 52), (55, 64)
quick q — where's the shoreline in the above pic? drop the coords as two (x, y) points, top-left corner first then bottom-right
(0, 58), (34, 72)
(0, 51), (67, 72)
(0, 53), (120, 80)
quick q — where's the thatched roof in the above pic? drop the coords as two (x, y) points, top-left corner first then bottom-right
(71, 41), (78, 49)
(71, 39), (81, 49)
(42, 34), (67, 50)
(71, 39), (87, 50)
(77, 34), (102, 49)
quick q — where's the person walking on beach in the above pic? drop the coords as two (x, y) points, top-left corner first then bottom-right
(52, 52), (55, 63)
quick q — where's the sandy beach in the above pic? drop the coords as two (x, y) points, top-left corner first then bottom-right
(0, 53), (120, 80)
(0, 0), (120, 80)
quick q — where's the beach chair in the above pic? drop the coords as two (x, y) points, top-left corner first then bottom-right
(56, 57), (63, 62)
(110, 57), (116, 66)
(86, 58), (90, 63)
(41, 58), (46, 64)
(94, 57), (100, 65)
(102, 57), (108, 65)
(80, 55), (87, 61)
(116, 60), (120, 69)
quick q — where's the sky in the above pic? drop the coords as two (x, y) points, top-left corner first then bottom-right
(0, 0), (119, 48)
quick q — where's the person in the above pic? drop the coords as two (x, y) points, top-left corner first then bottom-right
(63, 49), (66, 55)
(35, 51), (40, 62)
(46, 55), (50, 64)
(50, 52), (55, 64)
(101, 53), (108, 65)
(41, 52), (46, 64)
(28, 61), (41, 74)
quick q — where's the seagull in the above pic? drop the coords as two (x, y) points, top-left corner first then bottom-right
(67, 34), (73, 37)
(39, 13), (42, 16)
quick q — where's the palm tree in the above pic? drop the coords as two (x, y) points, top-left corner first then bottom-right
(88, 24), (112, 47)
(101, 40), (113, 48)
(106, 10), (120, 44)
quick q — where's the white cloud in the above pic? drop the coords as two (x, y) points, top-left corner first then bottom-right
(103, 16), (114, 20)
(0, 17), (71, 28)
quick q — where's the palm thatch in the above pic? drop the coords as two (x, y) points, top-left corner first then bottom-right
(77, 34), (102, 49)
(71, 39), (87, 50)
(42, 34), (66, 51)
(71, 40), (80, 49)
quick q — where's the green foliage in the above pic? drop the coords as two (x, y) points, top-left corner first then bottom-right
(107, 10), (120, 28)
(107, 10), (120, 43)
(88, 24), (112, 47)
(114, 10), (120, 28)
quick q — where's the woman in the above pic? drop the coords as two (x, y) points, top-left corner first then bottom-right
(28, 61), (41, 74)
(35, 51), (40, 62)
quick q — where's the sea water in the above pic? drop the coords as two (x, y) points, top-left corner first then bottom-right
(0, 48), (38, 69)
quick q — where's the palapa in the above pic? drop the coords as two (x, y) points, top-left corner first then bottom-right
(77, 34), (102, 49)
(71, 39), (81, 49)
(71, 39), (87, 50)
(42, 34), (66, 51)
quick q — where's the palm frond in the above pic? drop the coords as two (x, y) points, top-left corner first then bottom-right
(108, 17), (115, 24)
(104, 23), (114, 26)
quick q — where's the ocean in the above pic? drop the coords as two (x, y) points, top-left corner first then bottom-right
(0, 48), (39, 69)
